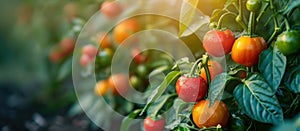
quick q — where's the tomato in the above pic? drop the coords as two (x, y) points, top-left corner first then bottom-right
(144, 116), (165, 131)
(200, 61), (224, 83)
(94, 80), (108, 96)
(101, 1), (122, 19)
(131, 48), (147, 64)
(231, 36), (266, 67)
(49, 46), (64, 63)
(113, 19), (139, 44)
(98, 32), (112, 48)
(176, 75), (207, 102)
(246, 0), (261, 12)
(80, 54), (93, 66)
(203, 29), (235, 57)
(107, 74), (129, 95)
(275, 30), (300, 56)
(130, 75), (143, 89)
(96, 49), (112, 68)
(196, 0), (226, 16)
(60, 37), (75, 55)
(82, 44), (98, 58)
(136, 64), (148, 77)
(192, 100), (230, 128)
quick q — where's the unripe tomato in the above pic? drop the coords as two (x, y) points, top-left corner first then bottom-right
(176, 75), (207, 102)
(144, 116), (165, 131)
(113, 19), (139, 44)
(107, 74), (129, 95)
(101, 1), (122, 19)
(96, 49), (112, 68)
(136, 64), (148, 77)
(192, 100), (230, 128)
(94, 80), (108, 96)
(200, 61), (224, 83)
(231, 36), (266, 67)
(195, 0), (226, 16)
(98, 32), (112, 48)
(130, 75), (143, 89)
(246, 0), (261, 12)
(275, 30), (300, 56)
(203, 29), (235, 57)
(82, 44), (98, 58)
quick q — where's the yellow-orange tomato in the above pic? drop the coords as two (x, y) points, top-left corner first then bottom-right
(98, 32), (112, 48)
(200, 61), (224, 83)
(113, 19), (139, 44)
(94, 80), (109, 96)
(192, 100), (230, 128)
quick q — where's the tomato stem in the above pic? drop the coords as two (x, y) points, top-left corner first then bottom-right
(202, 55), (211, 85)
(236, 0), (248, 31)
(284, 18), (291, 31)
(217, 12), (238, 29)
(248, 12), (256, 37)
(189, 58), (202, 77)
(256, 2), (269, 22)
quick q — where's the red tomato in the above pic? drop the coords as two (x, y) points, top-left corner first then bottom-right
(60, 37), (75, 55)
(231, 36), (266, 67)
(82, 44), (98, 58)
(203, 29), (235, 57)
(144, 116), (165, 131)
(101, 1), (122, 19)
(176, 75), (207, 102)
(80, 54), (93, 66)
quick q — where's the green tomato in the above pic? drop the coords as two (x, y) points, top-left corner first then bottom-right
(246, 0), (261, 12)
(276, 30), (300, 56)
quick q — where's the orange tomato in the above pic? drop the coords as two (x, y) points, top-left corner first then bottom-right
(107, 74), (129, 95)
(113, 19), (139, 44)
(95, 80), (109, 96)
(192, 100), (230, 128)
(98, 32), (112, 48)
(200, 61), (224, 83)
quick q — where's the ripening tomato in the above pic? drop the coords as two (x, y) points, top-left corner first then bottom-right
(98, 32), (112, 48)
(144, 116), (165, 131)
(94, 80), (108, 96)
(80, 54), (93, 66)
(200, 61), (224, 83)
(101, 1), (122, 19)
(60, 37), (75, 55)
(107, 74), (129, 95)
(192, 100), (230, 128)
(176, 75), (207, 102)
(113, 19), (139, 44)
(203, 29), (235, 57)
(231, 36), (266, 67)
(82, 44), (98, 58)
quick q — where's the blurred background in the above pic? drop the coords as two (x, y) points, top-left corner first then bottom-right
(0, 0), (103, 130)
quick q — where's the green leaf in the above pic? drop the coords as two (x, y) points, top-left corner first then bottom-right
(289, 73), (300, 94)
(258, 47), (287, 91)
(120, 109), (142, 131)
(179, 0), (209, 37)
(140, 71), (181, 115)
(208, 73), (235, 106)
(147, 94), (175, 116)
(165, 98), (194, 130)
(233, 74), (284, 124)
(281, 0), (300, 15)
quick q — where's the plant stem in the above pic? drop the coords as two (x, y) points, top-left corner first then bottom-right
(256, 2), (270, 22)
(202, 55), (211, 85)
(236, 0), (248, 31)
(248, 12), (256, 37)
(284, 17), (291, 31)
(217, 12), (238, 29)
(189, 58), (202, 76)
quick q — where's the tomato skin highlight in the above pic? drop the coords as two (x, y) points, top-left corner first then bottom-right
(275, 30), (300, 56)
(192, 100), (230, 128)
(231, 36), (266, 67)
(101, 1), (122, 19)
(203, 29), (235, 57)
(144, 116), (165, 131)
(176, 76), (207, 102)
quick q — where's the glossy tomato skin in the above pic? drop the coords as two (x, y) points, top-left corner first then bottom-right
(144, 116), (165, 131)
(276, 30), (300, 56)
(231, 36), (266, 67)
(101, 1), (122, 19)
(113, 19), (139, 44)
(203, 29), (235, 57)
(176, 76), (207, 102)
(200, 61), (224, 83)
(192, 100), (230, 128)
